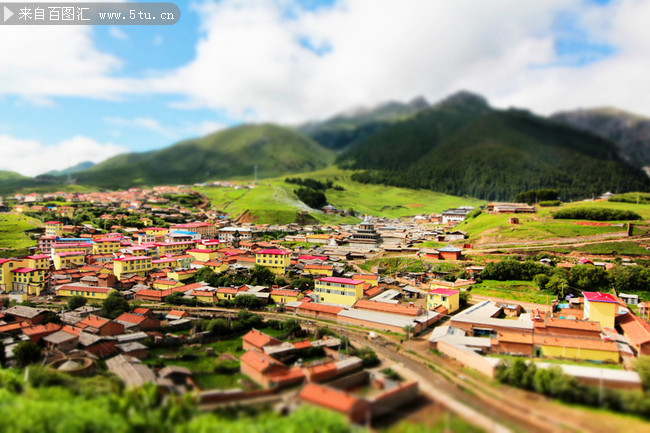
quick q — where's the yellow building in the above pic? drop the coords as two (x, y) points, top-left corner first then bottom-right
(583, 291), (618, 329)
(92, 238), (122, 255)
(203, 260), (229, 274)
(314, 277), (365, 306)
(145, 227), (169, 237)
(192, 289), (218, 303)
(24, 254), (51, 270)
(539, 337), (619, 363)
(270, 289), (301, 304)
(255, 249), (291, 274)
(427, 288), (460, 313)
(51, 242), (93, 255)
(305, 264), (334, 276)
(353, 273), (379, 286)
(140, 217), (153, 227)
(187, 248), (219, 262)
(152, 257), (180, 268)
(167, 269), (197, 282)
(11, 267), (46, 295)
(53, 251), (86, 270)
(0, 259), (20, 292)
(56, 285), (115, 300)
(155, 241), (196, 256)
(56, 206), (75, 218)
(113, 256), (153, 280)
(153, 279), (184, 290)
(45, 221), (64, 237)
(305, 234), (332, 244)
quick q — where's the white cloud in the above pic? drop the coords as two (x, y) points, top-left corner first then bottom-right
(104, 116), (176, 137)
(186, 120), (228, 136)
(109, 27), (129, 41)
(0, 135), (128, 176)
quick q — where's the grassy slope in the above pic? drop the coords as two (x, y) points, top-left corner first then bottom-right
(74, 124), (335, 188)
(198, 167), (485, 224)
(0, 214), (40, 250)
(457, 198), (650, 244)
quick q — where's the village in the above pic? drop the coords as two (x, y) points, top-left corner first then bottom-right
(1, 187), (650, 431)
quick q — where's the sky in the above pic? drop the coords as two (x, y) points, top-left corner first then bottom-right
(0, 0), (648, 176)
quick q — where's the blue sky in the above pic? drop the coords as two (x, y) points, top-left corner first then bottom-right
(0, 0), (643, 176)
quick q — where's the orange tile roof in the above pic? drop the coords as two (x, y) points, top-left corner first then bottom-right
(364, 287), (383, 298)
(497, 332), (533, 344)
(536, 336), (619, 352)
(305, 361), (337, 375)
(270, 289), (300, 297)
(267, 366), (305, 382)
(78, 315), (111, 329)
(353, 299), (422, 316)
(243, 329), (281, 349)
(305, 264), (333, 270)
(543, 317), (600, 332)
(240, 350), (282, 373)
(293, 340), (312, 350)
(115, 312), (147, 324)
(618, 312), (650, 346)
(0, 322), (30, 333)
(297, 303), (344, 315)
(299, 383), (363, 414)
(22, 323), (62, 336)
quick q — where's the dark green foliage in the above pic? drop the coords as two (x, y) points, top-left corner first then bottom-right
(515, 189), (559, 204)
(285, 177), (330, 190)
(295, 187), (327, 209)
(636, 357), (650, 391)
(282, 319), (302, 339)
(552, 207), (642, 221)
(102, 291), (130, 319)
(539, 200), (562, 207)
(291, 277), (312, 290)
(611, 266), (650, 293)
(232, 294), (266, 311)
(194, 267), (215, 283)
(249, 264), (276, 286)
(64, 124), (335, 188)
(481, 259), (550, 281)
(67, 295), (87, 310)
(13, 341), (42, 368)
(350, 346), (380, 368)
(380, 367), (404, 382)
(496, 359), (650, 418)
(339, 95), (650, 200)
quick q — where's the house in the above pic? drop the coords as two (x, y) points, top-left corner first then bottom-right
(115, 312), (160, 331)
(296, 302), (345, 321)
(113, 256), (153, 280)
(56, 285), (115, 300)
(242, 329), (281, 352)
(486, 203), (536, 214)
(53, 251), (86, 270)
(45, 221), (64, 237)
(3, 305), (49, 325)
(106, 355), (156, 388)
(255, 249), (291, 274)
(77, 315), (125, 336)
(43, 327), (80, 352)
(583, 291), (618, 329)
(166, 310), (190, 321)
(299, 383), (371, 424)
(304, 264), (334, 277)
(23, 254), (51, 270)
(239, 350), (304, 389)
(22, 323), (62, 343)
(269, 288), (301, 304)
(11, 267), (46, 295)
(427, 288), (460, 313)
(619, 293), (639, 305)
(436, 245), (463, 260)
(191, 289), (218, 303)
(186, 248), (219, 262)
(314, 277), (365, 306)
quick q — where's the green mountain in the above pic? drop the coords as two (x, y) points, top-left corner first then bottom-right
(44, 161), (95, 177)
(71, 124), (335, 188)
(552, 108), (650, 169)
(298, 96), (428, 150)
(0, 171), (29, 182)
(338, 92), (650, 201)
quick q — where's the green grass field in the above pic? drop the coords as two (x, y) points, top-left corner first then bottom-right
(0, 213), (40, 251)
(470, 280), (555, 304)
(198, 167), (484, 224)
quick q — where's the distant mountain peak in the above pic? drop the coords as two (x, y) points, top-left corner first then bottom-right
(435, 90), (489, 110)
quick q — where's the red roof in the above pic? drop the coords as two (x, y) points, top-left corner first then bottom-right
(78, 315), (111, 329)
(167, 309), (189, 317)
(55, 250), (85, 257)
(114, 256), (151, 262)
(243, 329), (281, 349)
(270, 289), (300, 297)
(299, 255), (328, 261)
(115, 312), (147, 324)
(12, 267), (39, 273)
(240, 350), (282, 373)
(428, 288), (460, 296)
(299, 383), (364, 414)
(298, 303), (344, 315)
(26, 254), (50, 260)
(45, 221), (63, 225)
(132, 308), (151, 315)
(618, 312), (650, 345)
(256, 249), (291, 255)
(58, 285), (113, 294)
(292, 340), (312, 350)
(317, 276), (364, 285)
(353, 299), (423, 316)
(22, 323), (62, 336)
(186, 249), (216, 253)
(583, 291), (619, 303)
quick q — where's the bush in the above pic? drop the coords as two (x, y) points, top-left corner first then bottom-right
(13, 341), (42, 368)
(552, 207), (642, 221)
(539, 200), (561, 207)
(67, 296), (87, 311)
(102, 291), (130, 319)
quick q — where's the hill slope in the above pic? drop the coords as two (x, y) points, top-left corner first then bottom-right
(44, 161), (95, 177)
(338, 92), (650, 200)
(71, 124), (334, 188)
(298, 97), (428, 150)
(552, 108), (650, 169)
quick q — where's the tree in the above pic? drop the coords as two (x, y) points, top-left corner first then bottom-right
(195, 267), (215, 283)
(635, 356), (650, 390)
(546, 274), (569, 298)
(533, 274), (550, 291)
(249, 264), (276, 286)
(102, 291), (130, 319)
(67, 295), (87, 311)
(283, 319), (302, 339)
(13, 341), (42, 368)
